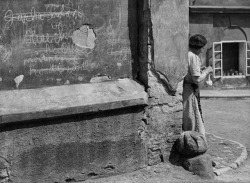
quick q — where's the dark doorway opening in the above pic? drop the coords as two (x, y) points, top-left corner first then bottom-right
(222, 43), (239, 75)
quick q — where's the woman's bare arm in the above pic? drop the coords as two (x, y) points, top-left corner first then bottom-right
(192, 66), (213, 85)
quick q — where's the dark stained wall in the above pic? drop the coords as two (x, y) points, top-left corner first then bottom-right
(0, 0), (137, 90)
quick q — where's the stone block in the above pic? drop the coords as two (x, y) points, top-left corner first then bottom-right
(0, 106), (146, 183)
(182, 154), (214, 179)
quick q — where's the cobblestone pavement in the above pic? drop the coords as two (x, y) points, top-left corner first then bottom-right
(206, 133), (247, 176)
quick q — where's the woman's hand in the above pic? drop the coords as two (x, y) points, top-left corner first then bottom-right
(203, 66), (213, 74)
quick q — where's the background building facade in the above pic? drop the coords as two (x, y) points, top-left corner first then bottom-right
(190, 0), (250, 89)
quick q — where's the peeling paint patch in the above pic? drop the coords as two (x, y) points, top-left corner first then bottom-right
(14, 75), (24, 88)
(117, 63), (122, 69)
(72, 25), (96, 49)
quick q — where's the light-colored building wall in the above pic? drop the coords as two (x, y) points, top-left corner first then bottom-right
(190, 1), (250, 88)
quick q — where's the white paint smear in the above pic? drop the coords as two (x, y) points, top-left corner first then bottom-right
(72, 25), (96, 49)
(14, 75), (24, 88)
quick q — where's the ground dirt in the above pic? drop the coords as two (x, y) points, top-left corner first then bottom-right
(79, 98), (250, 183)
(203, 98), (250, 183)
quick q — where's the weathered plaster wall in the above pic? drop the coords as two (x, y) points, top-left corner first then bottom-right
(138, 0), (189, 165)
(0, 107), (146, 182)
(190, 13), (250, 66)
(0, 0), (190, 182)
(0, 0), (137, 90)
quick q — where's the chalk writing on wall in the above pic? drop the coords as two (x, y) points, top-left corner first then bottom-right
(0, 0), (134, 90)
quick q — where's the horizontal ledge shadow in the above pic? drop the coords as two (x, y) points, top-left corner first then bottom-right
(0, 79), (148, 124)
(190, 6), (250, 14)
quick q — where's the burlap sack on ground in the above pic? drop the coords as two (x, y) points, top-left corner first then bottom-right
(175, 131), (208, 157)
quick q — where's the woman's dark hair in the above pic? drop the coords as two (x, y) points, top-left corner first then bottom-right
(189, 34), (207, 49)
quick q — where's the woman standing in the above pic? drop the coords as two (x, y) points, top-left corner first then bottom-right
(182, 34), (213, 136)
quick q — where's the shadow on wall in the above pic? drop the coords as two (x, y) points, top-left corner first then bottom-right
(0, 106), (142, 133)
(154, 70), (178, 96)
(128, 0), (139, 79)
(206, 47), (213, 67)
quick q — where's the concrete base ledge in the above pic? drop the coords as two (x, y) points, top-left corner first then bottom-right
(200, 89), (250, 99)
(0, 79), (148, 124)
(190, 6), (250, 14)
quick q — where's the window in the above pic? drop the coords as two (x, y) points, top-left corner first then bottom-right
(213, 41), (250, 78)
(246, 42), (250, 76)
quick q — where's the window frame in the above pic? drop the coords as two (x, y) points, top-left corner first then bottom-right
(246, 41), (250, 76)
(213, 42), (223, 78)
(213, 40), (248, 78)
